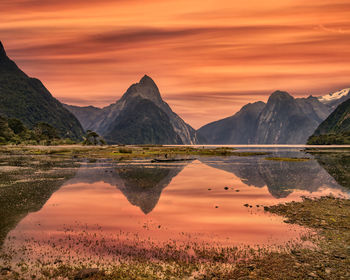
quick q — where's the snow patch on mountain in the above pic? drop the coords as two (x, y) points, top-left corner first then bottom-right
(318, 88), (350, 103)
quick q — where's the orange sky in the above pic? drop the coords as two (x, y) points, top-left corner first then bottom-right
(1, 0), (350, 128)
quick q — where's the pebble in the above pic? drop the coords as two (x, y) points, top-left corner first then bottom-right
(308, 272), (317, 278)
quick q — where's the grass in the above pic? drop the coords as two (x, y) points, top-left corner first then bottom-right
(264, 157), (311, 162)
(0, 145), (270, 161)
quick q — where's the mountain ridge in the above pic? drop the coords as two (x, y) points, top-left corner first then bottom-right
(198, 90), (331, 144)
(308, 98), (350, 144)
(65, 75), (201, 144)
(0, 41), (84, 140)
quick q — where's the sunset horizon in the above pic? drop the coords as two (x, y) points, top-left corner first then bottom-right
(1, 1), (350, 279)
(2, 0), (350, 128)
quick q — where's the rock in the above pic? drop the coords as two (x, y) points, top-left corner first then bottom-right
(308, 272), (317, 278)
(333, 253), (346, 259)
(224, 187), (229, 190)
(247, 265), (255, 271)
(74, 268), (100, 280)
(1, 267), (12, 276)
(244, 204), (249, 207)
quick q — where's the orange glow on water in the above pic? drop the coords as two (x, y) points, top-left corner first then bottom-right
(6, 158), (347, 260)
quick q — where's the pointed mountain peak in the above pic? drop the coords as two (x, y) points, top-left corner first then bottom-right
(139, 74), (156, 86)
(0, 41), (7, 57)
(121, 75), (163, 104)
(268, 90), (293, 102)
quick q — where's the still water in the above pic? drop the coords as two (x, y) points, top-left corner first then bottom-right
(1, 147), (349, 263)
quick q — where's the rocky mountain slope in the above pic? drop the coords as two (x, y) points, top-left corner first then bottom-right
(198, 91), (331, 144)
(255, 91), (330, 144)
(308, 98), (350, 144)
(198, 101), (265, 144)
(0, 41), (84, 140)
(63, 104), (102, 131)
(66, 75), (201, 144)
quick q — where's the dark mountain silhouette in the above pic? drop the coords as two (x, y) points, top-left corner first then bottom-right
(0, 41), (84, 140)
(198, 102), (265, 144)
(198, 91), (331, 144)
(65, 75), (202, 144)
(255, 91), (330, 144)
(308, 99), (350, 144)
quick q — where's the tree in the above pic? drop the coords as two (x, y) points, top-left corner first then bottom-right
(83, 130), (105, 145)
(8, 118), (26, 135)
(33, 122), (59, 141)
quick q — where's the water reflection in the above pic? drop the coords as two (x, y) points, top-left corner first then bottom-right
(312, 152), (350, 188)
(200, 151), (347, 198)
(1, 150), (349, 252)
(65, 162), (189, 214)
(0, 172), (76, 247)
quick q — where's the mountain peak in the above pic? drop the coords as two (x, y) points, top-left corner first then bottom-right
(121, 75), (163, 106)
(268, 90), (293, 102)
(139, 74), (155, 85)
(0, 41), (7, 57)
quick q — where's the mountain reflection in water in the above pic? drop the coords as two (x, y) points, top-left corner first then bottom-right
(65, 161), (188, 214)
(1, 149), (349, 250)
(200, 152), (346, 198)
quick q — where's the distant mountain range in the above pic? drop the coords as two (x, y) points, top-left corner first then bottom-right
(308, 98), (350, 144)
(63, 85), (350, 145)
(65, 75), (202, 144)
(1, 40), (349, 145)
(0, 41), (84, 140)
(198, 91), (334, 144)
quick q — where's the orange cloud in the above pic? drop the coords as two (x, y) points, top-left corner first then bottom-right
(1, 0), (349, 128)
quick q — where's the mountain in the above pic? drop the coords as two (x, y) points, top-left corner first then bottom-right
(66, 75), (201, 144)
(307, 99), (350, 144)
(255, 91), (331, 144)
(198, 101), (265, 144)
(0, 41), (84, 140)
(198, 91), (331, 144)
(63, 104), (102, 131)
(318, 88), (350, 110)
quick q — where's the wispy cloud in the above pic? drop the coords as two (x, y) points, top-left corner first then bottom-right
(1, 0), (349, 128)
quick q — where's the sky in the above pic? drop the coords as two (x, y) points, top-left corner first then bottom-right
(1, 0), (350, 128)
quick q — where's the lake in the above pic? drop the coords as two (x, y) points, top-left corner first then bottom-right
(1, 146), (349, 267)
